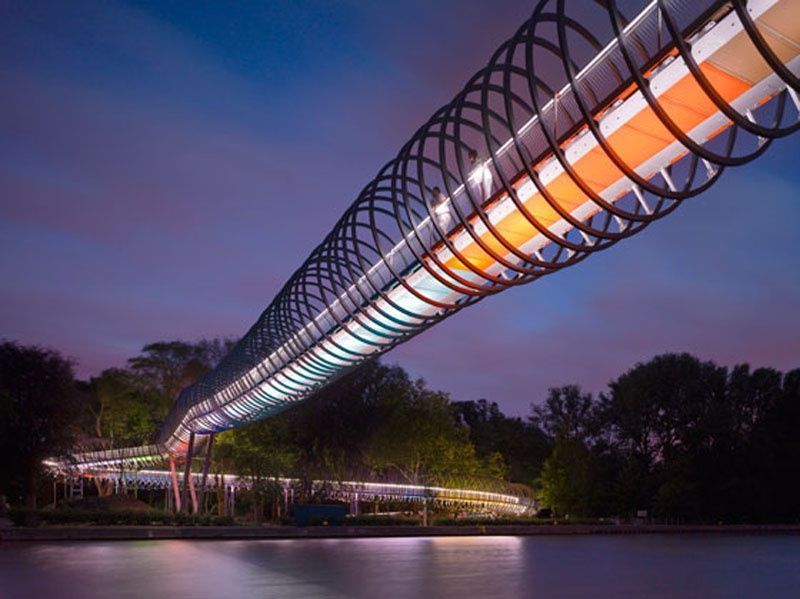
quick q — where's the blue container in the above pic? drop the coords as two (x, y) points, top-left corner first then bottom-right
(293, 504), (346, 527)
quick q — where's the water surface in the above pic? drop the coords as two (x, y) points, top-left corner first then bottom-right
(1, 534), (798, 598)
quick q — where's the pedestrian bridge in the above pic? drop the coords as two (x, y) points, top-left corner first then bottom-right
(49, 0), (800, 512)
(43, 460), (536, 517)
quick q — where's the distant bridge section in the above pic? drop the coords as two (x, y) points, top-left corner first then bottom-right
(43, 462), (536, 516)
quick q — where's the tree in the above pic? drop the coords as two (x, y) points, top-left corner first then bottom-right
(127, 339), (234, 415)
(71, 368), (165, 496)
(601, 353), (726, 466)
(0, 341), (80, 507)
(363, 382), (488, 487)
(86, 368), (159, 447)
(284, 359), (402, 486)
(537, 438), (592, 518)
(453, 398), (549, 486)
(653, 468), (699, 522)
(531, 385), (595, 443)
(215, 419), (297, 522)
(599, 353), (727, 518)
(530, 386), (617, 517)
(742, 367), (800, 522)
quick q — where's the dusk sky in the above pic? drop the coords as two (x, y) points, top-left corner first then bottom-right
(2, 0), (799, 416)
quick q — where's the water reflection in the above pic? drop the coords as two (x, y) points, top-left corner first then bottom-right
(1, 534), (798, 598)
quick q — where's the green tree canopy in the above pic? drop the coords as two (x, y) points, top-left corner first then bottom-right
(453, 398), (548, 486)
(363, 382), (492, 487)
(83, 368), (160, 448)
(537, 437), (592, 518)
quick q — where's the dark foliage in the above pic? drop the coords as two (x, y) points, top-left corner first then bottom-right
(3, 335), (798, 524)
(533, 354), (800, 523)
(453, 399), (550, 486)
(0, 341), (79, 507)
(8, 507), (234, 527)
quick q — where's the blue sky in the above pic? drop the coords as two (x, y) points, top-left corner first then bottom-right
(2, 0), (799, 415)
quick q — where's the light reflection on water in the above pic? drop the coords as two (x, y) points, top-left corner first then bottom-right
(1, 534), (799, 598)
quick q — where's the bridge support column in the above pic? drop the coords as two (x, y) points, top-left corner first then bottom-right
(188, 468), (198, 514)
(215, 474), (223, 516)
(198, 434), (214, 514)
(225, 485), (236, 518)
(169, 458), (181, 513)
(181, 432), (195, 514)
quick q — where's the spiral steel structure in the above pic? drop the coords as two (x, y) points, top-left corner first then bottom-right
(130, 0), (796, 455)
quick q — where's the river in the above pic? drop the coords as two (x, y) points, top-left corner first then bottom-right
(1, 534), (799, 598)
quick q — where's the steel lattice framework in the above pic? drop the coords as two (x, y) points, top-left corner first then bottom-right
(150, 0), (800, 455)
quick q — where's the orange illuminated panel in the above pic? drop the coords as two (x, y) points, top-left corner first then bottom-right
(439, 63), (751, 272)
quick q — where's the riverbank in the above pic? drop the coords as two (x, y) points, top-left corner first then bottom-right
(3, 523), (799, 542)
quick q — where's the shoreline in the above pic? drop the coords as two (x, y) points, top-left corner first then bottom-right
(3, 524), (799, 542)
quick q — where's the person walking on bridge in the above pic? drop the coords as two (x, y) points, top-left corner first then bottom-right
(430, 186), (453, 239)
(467, 148), (493, 201)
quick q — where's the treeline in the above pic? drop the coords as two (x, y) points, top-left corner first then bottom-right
(1, 339), (799, 523)
(211, 362), (513, 521)
(456, 355), (800, 523)
(0, 340), (234, 506)
(529, 355), (800, 522)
